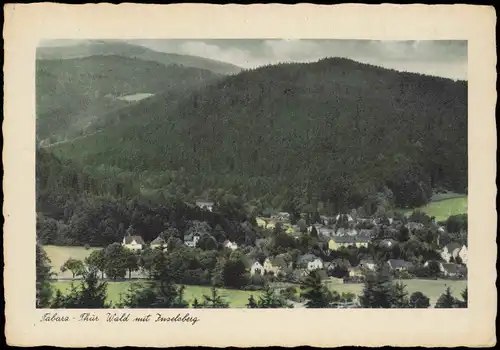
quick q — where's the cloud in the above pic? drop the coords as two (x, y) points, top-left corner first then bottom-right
(178, 41), (254, 67)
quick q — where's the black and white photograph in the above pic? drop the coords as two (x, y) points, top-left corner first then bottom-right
(35, 38), (469, 310)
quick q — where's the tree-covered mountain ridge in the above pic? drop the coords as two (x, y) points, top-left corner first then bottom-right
(37, 41), (243, 75)
(36, 54), (222, 143)
(49, 57), (467, 212)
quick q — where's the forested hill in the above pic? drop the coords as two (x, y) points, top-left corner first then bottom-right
(36, 55), (221, 143)
(37, 41), (243, 75)
(50, 57), (467, 212)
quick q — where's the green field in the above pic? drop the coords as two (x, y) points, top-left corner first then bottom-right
(52, 278), (466, 308)
(324, 278), (467, 305)
(52, 281), (261, 308)
(43, 245), (102, 279)
(397, 195), (467, 222)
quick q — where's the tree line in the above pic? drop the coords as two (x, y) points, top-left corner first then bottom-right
(37, 245), (467, 309)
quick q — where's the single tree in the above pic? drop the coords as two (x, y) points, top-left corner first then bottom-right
(85, 249), (106, 279)
(391, 281), (410, 308)
(300, 270), (332, 308)
(458, 287), (468, 308)
(192, 298), (202, 308)
(202, 286), (229, 308)
(60, 258), (86, 279)
(104, 243), (128, 280)
(409, 291), (430, 308)
(124, 249), (139, 279)
(359, 265), (394, 308)
(257, 284), (293, 308)
(246, 295), (258, 308)
(36, 244), (54, 308)
(51, 269), (109, 308)
(435, 287), (458, 308)
(310, 226), (319, 238)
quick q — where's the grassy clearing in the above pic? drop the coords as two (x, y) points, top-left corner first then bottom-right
(397, 195), (467, 222)
(51, 281), (262, 308)
(324, 278), (467, 305)
(43, 245), (102, 279)
(52, 278), (466, 308)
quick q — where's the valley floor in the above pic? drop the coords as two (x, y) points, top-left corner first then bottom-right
(51, 278), (467, 308)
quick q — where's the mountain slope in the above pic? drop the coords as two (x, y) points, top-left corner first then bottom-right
(50, 58), (468, 210)
(37, 41), (243, 75)
(37, 54), (221, 143)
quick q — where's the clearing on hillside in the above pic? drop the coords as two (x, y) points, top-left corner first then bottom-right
(397, 195), (467, 222)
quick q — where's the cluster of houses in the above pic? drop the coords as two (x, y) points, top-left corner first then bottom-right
(120, 202), (468, 282)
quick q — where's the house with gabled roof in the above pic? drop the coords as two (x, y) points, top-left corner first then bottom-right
(250, 260), (265, 276)
(328, 236), (356, 251)
(296, 254), (318, 268)
(263, 256), (289, 276)
(150, 236), (167, 250)
(307, 257), (324, 271)
(440, 243), (467, 265)
(386, 259), (414, 271)
(122, 235), (145, 250)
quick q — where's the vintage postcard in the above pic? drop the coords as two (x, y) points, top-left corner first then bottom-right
(3, 3), (497, 348)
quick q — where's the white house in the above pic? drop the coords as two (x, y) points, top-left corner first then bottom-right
(440, 243), (468, 264)
(195, 200), (214, 212)
(250, 261), (265, 276)
(458, 245), (468, 265)
(224, 240), (238, 251)
(122, 235), (145, 250)
(307, 258), (324, 271)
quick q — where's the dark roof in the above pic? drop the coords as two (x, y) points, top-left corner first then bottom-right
(332, 259), (351, 268)
(359, 229), (375, 236)
(445, 242), (462, 253)
(332, 236), (356, 244)
(296, 254), (317, 264)
(123, 235), (145, 245)
(387, 259), (413, 269)
(441, 263), (460, 274)
(355, 235), (371, 243)
(360, 259), (375, 265)
(150, 236), (166, 245)
(271, 256), (288, 268)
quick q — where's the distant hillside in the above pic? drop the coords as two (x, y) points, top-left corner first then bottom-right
(50, 57), (468, 211)
(37, 41), (243, 75)
(36, 55), (221, 143)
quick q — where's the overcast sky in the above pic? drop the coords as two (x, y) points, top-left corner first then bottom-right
(41, 39), (468, 81)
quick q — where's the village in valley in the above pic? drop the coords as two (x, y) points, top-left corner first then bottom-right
(39, 195), (468, 309)
(123, 199), (468, 285)
(35, 39), (468, 310)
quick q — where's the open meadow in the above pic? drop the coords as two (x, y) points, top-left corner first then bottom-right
(51, 281), (262, 308)
(51, 277), (466, 308)
(43, 245), (102, 279)
(397, 194), (467, 222)
(324, 278), (467, 305)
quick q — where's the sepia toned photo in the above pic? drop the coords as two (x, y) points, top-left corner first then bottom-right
(35, 38), (469, 310)
(4, 3), (497, 348)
